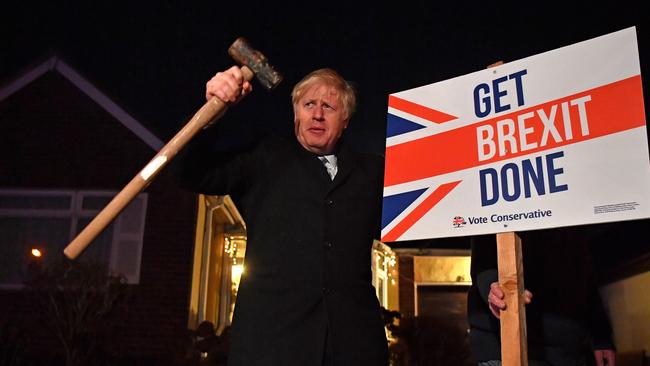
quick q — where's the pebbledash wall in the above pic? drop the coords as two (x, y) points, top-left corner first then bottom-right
(0, 57), (197, 362)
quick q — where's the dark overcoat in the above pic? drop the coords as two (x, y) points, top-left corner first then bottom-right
(180, 135), (388, 366)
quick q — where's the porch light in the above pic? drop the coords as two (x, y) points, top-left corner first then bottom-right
(31, 248), (42, 258)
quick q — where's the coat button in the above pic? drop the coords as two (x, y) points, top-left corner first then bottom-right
(324, 241), (333, 249)
(326, 199), (334, 205)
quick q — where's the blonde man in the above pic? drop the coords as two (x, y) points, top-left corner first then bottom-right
(180, 66), (388, 366)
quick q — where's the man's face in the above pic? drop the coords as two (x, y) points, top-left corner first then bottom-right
(294, 83), (349, 155)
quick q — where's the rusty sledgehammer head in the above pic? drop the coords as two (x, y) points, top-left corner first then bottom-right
(228, 38), (282, 90)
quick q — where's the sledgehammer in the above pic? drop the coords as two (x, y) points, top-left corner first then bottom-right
(64, 38), (282, 260)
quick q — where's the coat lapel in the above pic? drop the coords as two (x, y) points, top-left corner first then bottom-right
(328, 146), (355, 194)
(290, 141), (333, 194)
(288, 138), (357, 195)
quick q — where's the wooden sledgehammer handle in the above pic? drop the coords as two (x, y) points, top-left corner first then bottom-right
(64, 68), (251, 259)
(65, 37), (281, 260)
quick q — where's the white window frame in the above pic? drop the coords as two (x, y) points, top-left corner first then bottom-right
(0, 189), (147, 287)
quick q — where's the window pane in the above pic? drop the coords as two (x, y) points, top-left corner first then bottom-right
(0, 217), (71, 285)
(81, 196), (112, 211)
(120, 198), (145, 234)
(75, 218), (114, 265)
(0, 195), (72, 210)
(111, 239), (139, 279)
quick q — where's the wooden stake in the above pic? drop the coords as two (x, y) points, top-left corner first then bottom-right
(497, 231), (528, 366)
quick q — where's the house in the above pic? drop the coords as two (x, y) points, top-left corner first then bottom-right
(0, 56), (199, 364)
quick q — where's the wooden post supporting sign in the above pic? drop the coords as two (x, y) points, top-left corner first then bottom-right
(485, 60), (528, 366)
(497, 232), (528, 366)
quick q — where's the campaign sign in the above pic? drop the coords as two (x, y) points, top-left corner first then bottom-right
(381, 27), (649, 242)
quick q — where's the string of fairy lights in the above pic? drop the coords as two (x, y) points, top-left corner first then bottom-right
(224, 236), (238, 264)
(374, 246), (398, 286)
(225, 235), (247, 281)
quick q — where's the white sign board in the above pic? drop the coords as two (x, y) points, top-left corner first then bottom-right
(381, 27), (649, 241)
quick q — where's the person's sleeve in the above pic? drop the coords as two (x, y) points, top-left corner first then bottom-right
(584, 245), (615, 351)
(470, 234), (499, 304)
(370, 153), (385, 241)
(468, 235), (501, 331)
(171, 124), (257, 197)
(589, 282), (616, 350)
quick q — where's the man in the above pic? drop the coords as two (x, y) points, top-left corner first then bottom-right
(178, 66), (388, 365)
(467, 227), (616, 366)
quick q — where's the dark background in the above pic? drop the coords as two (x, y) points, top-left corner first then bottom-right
(2, 1), (648, 274)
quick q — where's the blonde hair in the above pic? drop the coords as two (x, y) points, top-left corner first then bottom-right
(291, 68), (356, 119)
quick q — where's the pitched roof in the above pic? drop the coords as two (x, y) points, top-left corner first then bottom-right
(0, 56), (163, 151)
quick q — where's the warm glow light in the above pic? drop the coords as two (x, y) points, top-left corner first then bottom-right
(31, 248), (42, 258)
(232, 264), (244, 278)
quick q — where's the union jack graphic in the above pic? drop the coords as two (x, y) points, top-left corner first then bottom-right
(381, 95), (462, 242)
(380, 28), (650, 242)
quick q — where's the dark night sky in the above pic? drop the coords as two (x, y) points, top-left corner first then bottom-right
(3, 1), (648, 151)
(2, 1), (648, 268)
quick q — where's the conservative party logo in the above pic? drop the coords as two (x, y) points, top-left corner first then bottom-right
(452, 216), (467, 228)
